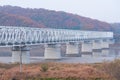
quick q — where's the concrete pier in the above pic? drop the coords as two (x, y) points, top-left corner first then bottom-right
(66, 42), (81, 57)
(44, 44), (61, 59)
(101, 39), (110, 56)
(92, 40), (102, 56)
(81, 41), (93, 56)
(12, 46), (30, 64)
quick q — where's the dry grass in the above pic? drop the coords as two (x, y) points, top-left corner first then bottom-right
(101, 59), (120, 80)
(0, 62), (110, 80)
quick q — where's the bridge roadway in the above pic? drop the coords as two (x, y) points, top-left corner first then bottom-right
(0, 26), (114, 64)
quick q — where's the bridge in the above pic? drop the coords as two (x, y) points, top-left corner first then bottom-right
(0, 26), (114, 63)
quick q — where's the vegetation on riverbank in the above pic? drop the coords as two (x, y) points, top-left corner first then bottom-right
(0, 59), (120, 80)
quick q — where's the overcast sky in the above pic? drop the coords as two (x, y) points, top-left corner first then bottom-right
(0, 0), (120, 23)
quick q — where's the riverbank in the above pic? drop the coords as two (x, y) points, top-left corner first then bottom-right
(1, 59), (120, 80)
(0, 62), (109, 80)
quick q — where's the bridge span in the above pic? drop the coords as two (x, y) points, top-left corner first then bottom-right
(0, 26), (114, 63)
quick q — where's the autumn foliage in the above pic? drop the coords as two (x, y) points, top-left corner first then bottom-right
(0, 62), (110, 80)
(0, 5), (112, 31)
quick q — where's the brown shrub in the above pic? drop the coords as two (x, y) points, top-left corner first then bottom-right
(0, 62), (110, 80)
(102, 59), (120, 80)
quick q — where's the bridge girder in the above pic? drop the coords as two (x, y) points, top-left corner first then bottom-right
(0, 26), (113, 46)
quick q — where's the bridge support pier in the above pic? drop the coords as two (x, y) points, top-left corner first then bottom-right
(11, 46), (30, 64)
(66, 42), (81, 57)
(44, 44), (61, 59)
(92, 40), (102, 57)
(101, 39), (114, 56)
(101, 39), (110, 56)
(81, 41), (93, 57)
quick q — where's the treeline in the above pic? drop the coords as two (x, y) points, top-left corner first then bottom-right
(0, 5), (112, 31)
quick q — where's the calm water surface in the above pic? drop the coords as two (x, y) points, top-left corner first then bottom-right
(0, 55), (119, 64)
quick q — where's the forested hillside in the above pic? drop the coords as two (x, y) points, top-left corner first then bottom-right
(0, 5), (113, 31)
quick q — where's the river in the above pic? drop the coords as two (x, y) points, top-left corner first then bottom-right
(0, 55), (119, 64)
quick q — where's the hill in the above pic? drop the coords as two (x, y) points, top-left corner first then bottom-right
(0, 5), (113, 31)
(111, 23), (120, 42)
(0, 12), (45, 27)
(111, 23), (120, 34)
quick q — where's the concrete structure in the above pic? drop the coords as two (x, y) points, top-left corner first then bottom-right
(81, 41), (93, 56)
(66, 42), (81, 57)
(101, 39), (110, 56)
(12, 46), (30, 64)
(44, 44), (61, 59)
(92, 40), (102, 56)
(0, 26), (114, 64)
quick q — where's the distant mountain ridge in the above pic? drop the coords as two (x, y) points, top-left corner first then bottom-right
(0, 5), (113, 31)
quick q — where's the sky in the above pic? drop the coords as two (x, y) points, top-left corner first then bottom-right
(0, 0), (120, 23)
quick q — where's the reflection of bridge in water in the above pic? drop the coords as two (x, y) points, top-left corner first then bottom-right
(0, 26), (114, 63)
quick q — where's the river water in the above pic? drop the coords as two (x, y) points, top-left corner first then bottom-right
(0, 56), (119, 64)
